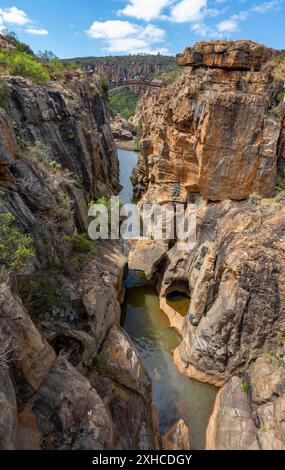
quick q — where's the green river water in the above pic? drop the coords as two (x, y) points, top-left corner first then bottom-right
(118, 148), (217, 450)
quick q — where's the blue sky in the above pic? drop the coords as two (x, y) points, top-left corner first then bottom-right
(0, 1), (284, 58)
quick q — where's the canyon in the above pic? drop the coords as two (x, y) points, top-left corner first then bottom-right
(1, 36), (285, 451)
(131, 40), (285, 449)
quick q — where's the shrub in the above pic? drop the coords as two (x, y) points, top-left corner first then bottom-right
(19, 277), (69, 317)
(62, 233), (97, 272)
(100, 76), (109, 96)
(65, 61), (78, 72)
(47, 59), (65, 79)
(241, 382), (249, 393)
(0, 78), (11, 109)
(0, 50), (50, 84)
(277, 179), (285, 191)
(0, 212), (35, 271)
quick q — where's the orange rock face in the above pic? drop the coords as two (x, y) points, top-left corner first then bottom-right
(176, 40), (275, 71)
(133, 41), (284, 202)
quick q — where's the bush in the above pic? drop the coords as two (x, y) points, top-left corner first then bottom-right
(62, 233), (97, 272)
(0, 212), (35, 271)
(241, 382), (249, 393)
(0, 50), (50, 84)
(19, 277), (69, 317)
(100, 76), (109, 96)
(0, 78), (11, 109)
(47, 59), (65, 79)
(277, 179), (285, 191)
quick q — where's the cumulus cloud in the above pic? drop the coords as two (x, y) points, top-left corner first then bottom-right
(217, 18), (239, 33)
(87, 20), (138, 39)
(251, 1), (281, 14)
(25, 28), (49, 36)
(213, 1), (279, 37)
(170, 0), (207, 23)
(0, 6), (30, 25)
(86, 20), (167, 54)
(118, 0), (172, 21)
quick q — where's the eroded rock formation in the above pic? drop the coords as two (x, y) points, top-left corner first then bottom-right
(0, 70), (159, 449)
(132, 40), (284, 202)
(206, 354), (285, 450)
(131, 40), (285, 450)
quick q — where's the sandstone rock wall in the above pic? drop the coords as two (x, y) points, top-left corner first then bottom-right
(0, 74), (159, 449)
(206, 355), (285, 450)
(159, 197), (285, 386)
(133, 40), (284, 202)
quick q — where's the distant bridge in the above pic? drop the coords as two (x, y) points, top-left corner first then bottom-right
(108, 79), (163, 92)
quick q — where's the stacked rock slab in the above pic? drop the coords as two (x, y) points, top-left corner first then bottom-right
(132, 40), (284, 202)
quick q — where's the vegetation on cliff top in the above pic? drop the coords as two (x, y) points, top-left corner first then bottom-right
(63, 53), (176, 72)
(0, 32), (80, 85)
(0, 49), (51, 84)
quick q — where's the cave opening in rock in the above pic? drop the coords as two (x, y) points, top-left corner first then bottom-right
(165, 279), (190, 317)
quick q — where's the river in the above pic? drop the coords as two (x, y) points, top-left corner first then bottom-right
(118, 148), (217, 450)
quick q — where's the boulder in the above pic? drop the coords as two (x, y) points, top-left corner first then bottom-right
(90, 375), (160, 450)
(97, 324), (151, 397)
(30, 357), (114, 450)
(162, 419), (191, 450)
(128, 240), (167, 281)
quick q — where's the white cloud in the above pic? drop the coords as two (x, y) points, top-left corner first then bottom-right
(0, 6), (30, 25)
(87, 20), (138, 39)
(170, 0), (207, 23)
(118, 0), (172, 21)
(215, 9), (248, 35)
(217, 18), (239, 32)
(191, 22), (218, 37)
(86, 20), (167, 54)
(251, 1), (280, 13)
(25, 28), (49, 36)
(231, 11), (249, 21)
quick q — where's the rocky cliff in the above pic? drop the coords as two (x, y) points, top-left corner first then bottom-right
(206, 354), (285, 450)
(132, 40), (284, 203)
(131, 41), (285, 449)
(64, 55), (177, 85)
(0, 70), (159, 449)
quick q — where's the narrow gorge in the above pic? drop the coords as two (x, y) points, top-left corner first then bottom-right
(1, 34), (285, 452)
